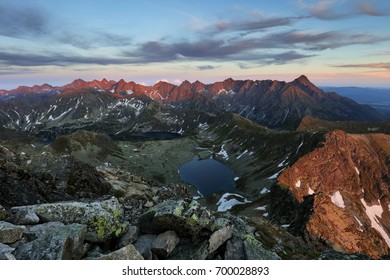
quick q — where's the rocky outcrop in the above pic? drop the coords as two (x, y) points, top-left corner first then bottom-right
(277, 130), (390, 258)
(13, 222), (87, 260)
(139, 200), (213, 237)
(31, 197), (126, 242)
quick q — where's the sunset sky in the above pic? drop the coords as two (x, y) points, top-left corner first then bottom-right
(1, 0), (390, 89)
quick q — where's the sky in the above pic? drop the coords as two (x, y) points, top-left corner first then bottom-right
(0, 0), (390, 89)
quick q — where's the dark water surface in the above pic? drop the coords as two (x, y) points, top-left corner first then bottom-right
(179, 156), (236, 196)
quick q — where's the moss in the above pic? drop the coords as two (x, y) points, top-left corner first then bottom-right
(90, 209), (127, 240)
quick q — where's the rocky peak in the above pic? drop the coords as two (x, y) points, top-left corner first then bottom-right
(277, 130), (390, 258)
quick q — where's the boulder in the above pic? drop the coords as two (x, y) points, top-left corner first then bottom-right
(151, 231), (180, 259)
(139, 200), (213, 237)
(134, 234), (157, 260)
(0, 221), (26, 244)
(32, 197), (126, 242)
(243, 235), (280, 260)
(9, 206), (40, 225)
(224, 237), (245, 260)
(208, 226), (233, 254)
(96, 244), (143, 260)
(118, 226), (139, 248)
(13, 222), (87, 260)
(0, 242), (15, 259)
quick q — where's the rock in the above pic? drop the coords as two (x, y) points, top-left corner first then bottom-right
(134, 234), (157, 260)
(151, 231), (180, 259)
(243, 235), (280, 260)
(155, 183), (192, 203)
(118, 226), (139, 248)
(97, 166), (155, 199)
(225, 237), (245, 260)
(277, 131), (390, 258)
(96, 244), (143, 260)
(9, 206), (40, 225)
(168, 240), (209, 260)
(65, 160), (112, 199)
(0, 205), (6, 220)
(13, 222), (87, 260)
(32, 197), (126, 242)
(208, 226), (233, 254)
(0, 242), (15, 259)
(139, 200), (213, 237)
(0, 221), (26, 244)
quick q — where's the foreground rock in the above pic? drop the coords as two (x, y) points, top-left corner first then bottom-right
(151, 231), (180, 258)
(0, 221), (26, 244)
(139, 200), (213, 237)
(96, 244), (143, 260)
(13, 222), (87, 260)
(23, 197), (126, 242)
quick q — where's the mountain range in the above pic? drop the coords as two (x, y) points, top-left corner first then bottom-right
(0, 76), (385, 139)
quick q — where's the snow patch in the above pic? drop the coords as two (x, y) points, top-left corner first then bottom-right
(354, 167), (360, 175)
(295, 180), (301, 188)
(237, 150), (248, 160)
(216, 144), (229, 160)
(354, 216), (364, 232)
(308, 187), (315, 195)
(254, 206), (267, 211)
(281, 224), (290, 228)
(217, 193), (251, 212)
(234, 177), (239, 181)
(260, 188), (270, 195)
(330, 191), (345, 208)
(262, 213), (269, 217)
(278, 156), (289, 168)
(361, 198), (390, 247)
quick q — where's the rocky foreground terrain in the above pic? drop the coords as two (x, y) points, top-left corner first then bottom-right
(1, 76), (390, 260)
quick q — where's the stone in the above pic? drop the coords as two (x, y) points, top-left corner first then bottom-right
(208, 226), (233, 254)
(225, 237), (245, 260)
(0, 242), (15, 259)
(139, 199), (213, 237)
(243, 235), (280, 260)
(9, 206), (40, 225)
(134, 234), (157, 260)
(31, 197), (126, 242)
(13, 222), (87, 260)
(168, 240), (209, 260)
(96, 244), (143, 260)
(118, 226), (139, 248)
(0, 221), (26, 244)
(151, 231), (180, 259)
(0, 205), (7, 220)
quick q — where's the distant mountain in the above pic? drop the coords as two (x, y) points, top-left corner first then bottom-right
(0, 76), (385, 138)
(321, 86), (390, 113)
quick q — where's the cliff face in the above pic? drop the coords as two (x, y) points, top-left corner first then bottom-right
(278, 130), (390, 258)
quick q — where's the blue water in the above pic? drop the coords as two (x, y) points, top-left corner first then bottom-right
(179, 157), (236, 196)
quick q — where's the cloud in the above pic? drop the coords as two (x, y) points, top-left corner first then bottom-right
(357, 2), (387, 16)
(0, 3), (48, 38)
(197, 65), (217, 70)
(297, 0), (389, 20)
(335, 62), (390, 70)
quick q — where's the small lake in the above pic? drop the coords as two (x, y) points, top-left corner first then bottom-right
(179, 156), (237, 196)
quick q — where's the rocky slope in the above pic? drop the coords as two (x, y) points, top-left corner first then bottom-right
(274, 130), (390, 258)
